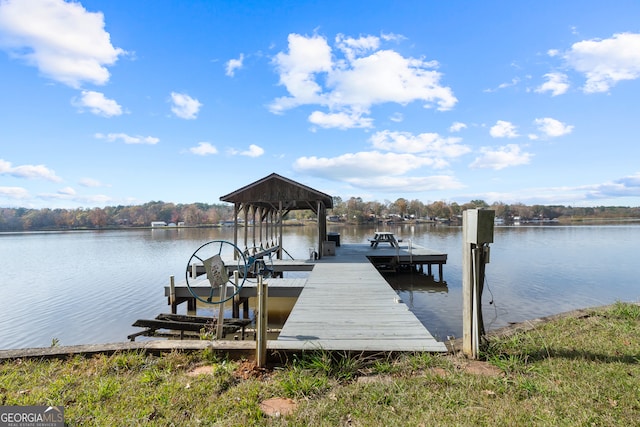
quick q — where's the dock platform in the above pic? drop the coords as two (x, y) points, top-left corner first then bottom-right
(164, 240), (448, 353)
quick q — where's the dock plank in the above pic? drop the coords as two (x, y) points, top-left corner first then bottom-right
(165, 277), (306, 299)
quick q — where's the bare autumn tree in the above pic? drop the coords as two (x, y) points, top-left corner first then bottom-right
(393, 198), (408, 217)
(89, 208), (107, 228)
(408, 199), (425, 218)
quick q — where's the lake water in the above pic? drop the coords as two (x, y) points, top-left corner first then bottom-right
(1, 224), (639, 350)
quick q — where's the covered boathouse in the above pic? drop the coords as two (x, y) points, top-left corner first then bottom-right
(219, 172), (334, 259)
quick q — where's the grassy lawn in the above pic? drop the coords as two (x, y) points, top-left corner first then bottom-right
(1, 302), (638, 426)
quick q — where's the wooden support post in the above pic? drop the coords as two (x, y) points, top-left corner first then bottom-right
(169, 275), (176, 314)
(258, 206), (263, 247)
(317, 200), (323, 260)
(233, 203), (240, 252)
(232, 299), (239, 318)
(252, 206), (256, 250)
(233, 271), (240, 318)
(216, 275), (231, 340)
(256, 275), (268, 367)
(278, 201), (283, 259)
(243, 298), (249, 319)
(243, 205), (249, 251)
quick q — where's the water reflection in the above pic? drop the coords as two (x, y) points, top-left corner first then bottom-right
(384, 271), (448, 295)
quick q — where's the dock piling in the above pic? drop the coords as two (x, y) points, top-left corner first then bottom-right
(256, 275), (268, 367)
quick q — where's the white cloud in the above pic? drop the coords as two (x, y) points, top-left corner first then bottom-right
(616, 172), (640, 187)
(294, 151), (442, 178)
(469, 172), (640, 205)
(190, 142), (218, 156)
(389, 112), (403, 123)
(535, 72), (570, 96)
(327, 49), (456, 110)
(344, 175), (464, 192)
(0, 0), (126, 88)
(470, 144), (532, 170)
(57, 186), (76, 196)
(270, 33), (457, 128)
(308, 111), (373, 129)
(586, 172), (640, 199)
(534, 117), (574, 137)
(380, 32), (406, 43)
(73, 90), (122, 117)
(270, 33), (333, 113)
(95, 133), (159, 145)
(170, 92), (202, 119)
(240, 144), (264, 158)
(38, 190), (112, 205)
(347, 175), (465, 193)
(489, 120), (519, 138)
(0, 186), (30, 199)
(225, 53), (244, 77)
(0, 158), (62, 181)
(369, 130), (471, 160)
(449, 122), (467, 132)
(293, 129), (472, 192)
(335, 33), (380, 61)
(484, 78), (520, 93)
(293, 151), (464, 192)
(564, 32), (640, 93)
(227, 144), (264, 157)
(79, 177), (104, 187)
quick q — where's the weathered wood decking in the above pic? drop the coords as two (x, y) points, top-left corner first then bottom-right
(269, 242), (447, 352)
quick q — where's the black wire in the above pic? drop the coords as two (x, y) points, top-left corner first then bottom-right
(483, 272), (500, 330)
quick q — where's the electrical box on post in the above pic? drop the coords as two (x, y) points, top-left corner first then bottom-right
(322, 240), (336, 256)
(465, 209), (495, 244)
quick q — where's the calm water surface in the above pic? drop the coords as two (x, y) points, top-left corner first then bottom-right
(1, 225), (638, 349)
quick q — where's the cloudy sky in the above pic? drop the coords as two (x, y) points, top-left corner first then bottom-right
(1, 0), (640, 209)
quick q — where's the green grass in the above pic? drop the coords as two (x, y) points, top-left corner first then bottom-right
(1, 303), (639, 426)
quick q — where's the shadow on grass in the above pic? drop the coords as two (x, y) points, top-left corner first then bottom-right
(524, 348), (640, 365)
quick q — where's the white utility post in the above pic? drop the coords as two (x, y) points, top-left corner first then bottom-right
(462, 209), (495, 359)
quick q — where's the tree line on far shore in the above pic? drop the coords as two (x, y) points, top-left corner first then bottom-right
(1, 198), (639, 232)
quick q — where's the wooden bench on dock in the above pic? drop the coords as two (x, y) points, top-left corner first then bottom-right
(128, 313), (252, 341)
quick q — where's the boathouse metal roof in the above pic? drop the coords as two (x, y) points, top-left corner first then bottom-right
(219, 173), (333, 211)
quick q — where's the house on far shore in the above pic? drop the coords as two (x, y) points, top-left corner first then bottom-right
(151, 221), (167, 227)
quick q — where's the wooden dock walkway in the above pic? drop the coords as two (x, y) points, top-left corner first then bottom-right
(269, 241), (447, 352)
(164, 240), (448, 352)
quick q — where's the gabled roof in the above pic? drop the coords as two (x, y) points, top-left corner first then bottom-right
(219, 173), (333, 210)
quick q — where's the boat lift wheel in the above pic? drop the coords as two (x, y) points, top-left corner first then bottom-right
(185, 240), (248, 305)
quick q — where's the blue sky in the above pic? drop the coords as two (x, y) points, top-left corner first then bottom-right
(1, 0), (640, 209)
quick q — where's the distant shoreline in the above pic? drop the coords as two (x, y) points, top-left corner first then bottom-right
(2, 216), (640, 233)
